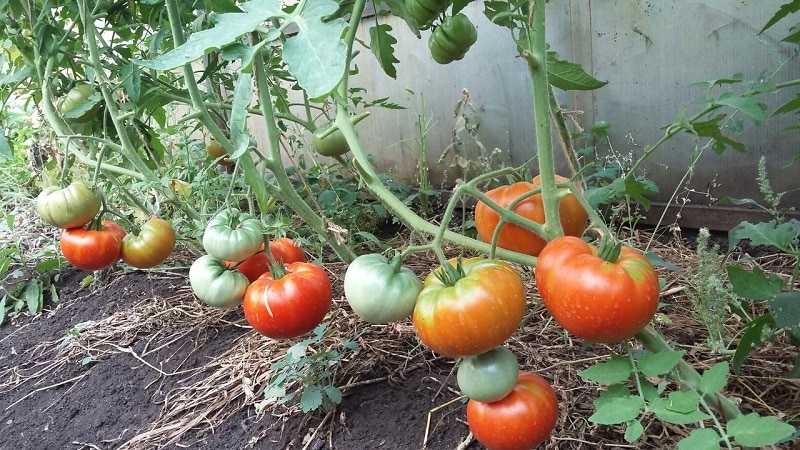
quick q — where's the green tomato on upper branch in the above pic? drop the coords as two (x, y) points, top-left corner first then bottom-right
(428, 14), (478, 64)
(344, 253), (421, 324)
(58, 84), (102, 123)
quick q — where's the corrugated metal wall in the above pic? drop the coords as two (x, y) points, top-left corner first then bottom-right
(258, 1), (800, 210)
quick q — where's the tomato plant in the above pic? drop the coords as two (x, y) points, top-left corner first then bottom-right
(243, 262), (332, 339)
(475, 175), (587, 257)
(229, 238), (306, 282)
(466, 371), (559, 450)
(457, 346), (519, 402)
(60, 221), (124, 271)
(202, 208), (263, 263)
(343, 253), (421, 324)
(57, 84), (101, 123)
(189, 255), (250, 309)
(121, 217), (176, 269)
(36, 182), (101, 229)
(535, 236), (660, 343)
(428, 14), (478, 65)
(413, 257), (526, 358)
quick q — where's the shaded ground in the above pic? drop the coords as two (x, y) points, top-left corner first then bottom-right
(1, 229), (799, 450)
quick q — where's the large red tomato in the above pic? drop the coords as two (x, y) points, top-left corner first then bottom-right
(412, 257), (526, 358)
(475, 175), (587, 256)
(535, 236), (660, 343)
(466, 371), (559, 450)
(60, 221), (124, 270)
(243, 262), (332, 339)
(228, 238), (306, 283)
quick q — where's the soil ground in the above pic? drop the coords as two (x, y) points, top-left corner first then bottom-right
(1, 229), (799, 450)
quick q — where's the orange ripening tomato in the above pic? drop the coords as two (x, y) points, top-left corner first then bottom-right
(474, 175), (587, 256)
(535, 236), (660, 343)
(466, 371), (559, 450)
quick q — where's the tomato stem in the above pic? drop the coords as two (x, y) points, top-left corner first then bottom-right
(263, 241), (287, 279)
(434, 257), (465, 287)
(598, 240), (622, 263)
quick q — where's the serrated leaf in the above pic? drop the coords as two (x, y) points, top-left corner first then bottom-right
(727, 413), (796, 446)
(677, 428), (722, 450)
(771, 92), (800, 116)
(593, 384), (631, 410)
(624, 420), (644, 443)
(589, 395), (644, 425)
(300, 385), (323, 412)
(283, 0), (347, 100)
(760, 0), (800, 33)
(768, 292), (800, 336)
(650, 392), (711, 425)
(323, 385), (342, 404)
(136, 0), (285, 70)
(578, 356), (632, 384)
(716, 93), (767, 124)
(369, 24), (398, 80)
(24, 279), (43, 315)
(229, 72), (253, 159)
(690, 114), (748, 154)
(698, 362), (728, 395)
(728, 219), (800, 253)
(726, 265), (784, 300)
(638, 350), (684, 377)
(120, 62), (142, 103)
(547, 51), (608, 91)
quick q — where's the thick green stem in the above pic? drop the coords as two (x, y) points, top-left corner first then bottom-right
(635, 325), (742, 421)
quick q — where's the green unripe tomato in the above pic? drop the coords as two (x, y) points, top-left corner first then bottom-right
(202, 208), (263, 263)
(406, 0), (450, 28)
(36, 181), (101, 229)
(311, 122), (352, 157)
(189, 255), (250, 309)
(58, 84), (102, 123)
(344, 253), (421, 323)
(428, 13), (478, 64)
(457, 346), (520, 402)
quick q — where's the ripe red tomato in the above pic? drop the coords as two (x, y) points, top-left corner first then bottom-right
(228, 238), (306, 283)
(121, 217), (176, 269)
(474, 175), (587, 256)
(243, 262), (332, 339)
(413, 257), (526, 358)
(535, 236), (660, 343)
(60, 221), (124, 270)
(466, 371), (559, 450)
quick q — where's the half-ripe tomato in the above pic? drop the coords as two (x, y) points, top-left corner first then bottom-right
(466, 371), (559, 450)
(228, 238), (307, 283)
(474, 175), (587, 256)
(412, 257), (526, 358)
(189, 255), (250, 309)
(243, 262), (332, 339)
(535, 236), (660, 343)
(205, 138), (234, 166)
(457, 346), (519, 402)
(60, 221), (124, 270)
(36, 181), (101, 229)
(121, 217), (176, 269)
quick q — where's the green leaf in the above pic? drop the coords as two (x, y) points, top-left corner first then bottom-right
(624, 420), (644, 443)
(369, 24), (399, 80)
(547, 51), (608, 91)
(732, 314), (776, 374)
(715, 93), (767, 124)
(728, 219), (800, 253)
(136, 0), (285, 70)
(644, 252), (679, 272)
(726, 265), (784, 300)
(120, 62), (142, 103)
(323, 385), (342, 405)
(589, 395), (644, 425)
(650, 391), (712, 425)
(229, 72), (253, 159)
(727, 413), (796, 446)
(283, 0), (348, 100)
(677, 428), (722, 450)
(772, 92), (800, 116)
(768, 291), (800, 336)
(0, 67), (35, 87)
(300, 385), (323, 412)
(578, 356), (632, 384)
(0, 130), (11, 161)
(760, 0), (800, 33)
(593, 383), (631, 410)
(690, 114), (747, 154)
(698, 362), (728, 395)
(24, 279), (43, 315)
(638, 350), (684, 377)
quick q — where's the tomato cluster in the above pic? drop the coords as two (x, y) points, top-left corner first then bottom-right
(190, 208), (332, 340)
(37, 182), (176, 271)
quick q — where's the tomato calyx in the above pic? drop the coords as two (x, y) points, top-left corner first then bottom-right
(598, 240), (622, 263)
(434, 256), (466, 286)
